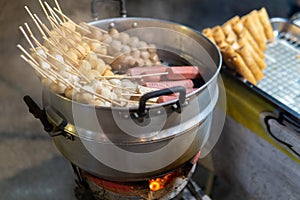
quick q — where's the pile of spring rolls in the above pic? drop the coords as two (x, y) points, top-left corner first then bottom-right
(202, 7), (274, 85)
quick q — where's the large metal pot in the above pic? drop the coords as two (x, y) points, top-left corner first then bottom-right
(40, 17), (222, 181)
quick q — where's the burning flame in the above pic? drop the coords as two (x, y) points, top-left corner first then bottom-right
(149, 172), (175, 191)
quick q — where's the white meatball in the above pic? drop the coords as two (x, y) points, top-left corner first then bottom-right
(109, 28), (120, 39)
(144, 59), (153, 66)
(80, 42), (91, 54)
(64, 87), (75, 99)
(86, 70), (101, 80)
(61, 43), (69, 52)
(102, 34), (113, 44)
(86, 52), (98, 69)
(140, 51), (150, 59)
(63, 21), (76, 32)
(120, 45), (131, 54)
(91, 80), (103, 93)
(130, 48), (140, 58)
(50, 82), (67, 94)
(90, 42), (99, 51)
(119, 32), (130, 44)
(95, 59), (107, 74)
(150, 53), (159, 62)
(41, 78), (53, 87)
(76, 92), (93, 104)
(36, 47), (47, 58)
(128, 37), (139, 48)
(138, 41), (148, 49)
(148, 44), (157, 53)
(95, 45), (107, 55)
(135, 58), (144, 66)
(100, 87), (112, 99)
(92, 99), (106, 106)
(90, 29), (103, 39)
(40, 61), (51, 70)
(123, 55), (135, 66)
(121, 79), (137, 88)
(111, 40), (122, 51)
(50, 53), (65, 70)
(72, 32), (82, 42)
(79, 60), (92, 73)
(76, 44), (87, 58)
(65, 48), (78, 61)
(109, 78), (122, 86)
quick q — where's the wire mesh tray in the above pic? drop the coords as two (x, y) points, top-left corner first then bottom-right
(226, 18), (300, 120)
(257, 18), (300, 118)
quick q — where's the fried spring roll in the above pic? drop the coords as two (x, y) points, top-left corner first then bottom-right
(236, 39), (264, 81)
(202, 28), (216, 44)
(222, 22), (238, 45)
(242, 15), (266, 51)
(249, 10), (267, 42)
(227, 16), (240, 26)
(258, 7), (274, 42)
(247, 44), (267, 70)
(212, 26), (226, 45)
(221, 45), (257, 84)
(232, 20), (264, 59)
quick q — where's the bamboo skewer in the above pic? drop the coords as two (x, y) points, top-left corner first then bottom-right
(121, 93), (143, 97)
(19, 26), (37, 52)
(46, 39), (79, 66)
(35, 53), (59, 71)
(19, 1), (164, 107)
(20, 54), (58, 84)
(81, 22), (108, 34)
(54, 0), (65, 22)
(82, 36), (109, 46)
(98, 72), (169, 79)
(38, 0), (55, 29)
(24, 23), (48, 52)
(17, 44), (39, 66)
(95, 53), (114, 60)
(20, 55), (46, 78)
(79, 86), (122, 106)
(24, 6), (47, 38)
(101, 81), (135, 93)
(44, 2), (63, 25)
(34, 13), (53, 38)
(53, 7), (91, 34)
(43, 1), (60, 25)
(45, 52), (91, 83)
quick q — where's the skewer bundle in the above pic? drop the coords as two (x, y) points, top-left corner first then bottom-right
(202, 7), (274, 85)
(18, 0), (162, 107)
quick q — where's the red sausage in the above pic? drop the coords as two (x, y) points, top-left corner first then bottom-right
(127, 66), (167, 76)
(156, 88), (197, 103)
(166, 66), (200, 80)
(144, 80), (194, 89)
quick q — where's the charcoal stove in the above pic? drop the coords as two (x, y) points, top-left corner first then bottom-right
(71, 153), (210, 200)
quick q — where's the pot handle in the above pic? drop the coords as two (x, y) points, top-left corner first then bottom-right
(23, 95), (53, 132)
(137, 86), (186, 117)
(91, 0), (127, 20)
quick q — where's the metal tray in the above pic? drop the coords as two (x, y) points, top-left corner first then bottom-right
(225, 18), (300, 121)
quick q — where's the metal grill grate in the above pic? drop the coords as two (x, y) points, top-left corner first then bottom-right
(257, 34), (300, 115)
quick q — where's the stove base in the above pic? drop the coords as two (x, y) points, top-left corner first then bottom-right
(74, 179), (209, 200)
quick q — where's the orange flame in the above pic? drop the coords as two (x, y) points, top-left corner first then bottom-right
(149, 172), (175, 191)
(149, 180), (162, 191)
